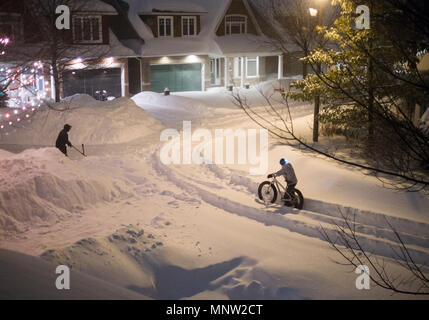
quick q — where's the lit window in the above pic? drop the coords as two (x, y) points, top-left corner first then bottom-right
(158, 16), (173, 37)
(182, 16), (196, 36)
(246, 56), (259, 77)
(73, 16), (102, 43)
(225, 15), (247, 35)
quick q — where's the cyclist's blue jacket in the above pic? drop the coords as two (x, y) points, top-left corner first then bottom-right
(274, 163), (298, 185)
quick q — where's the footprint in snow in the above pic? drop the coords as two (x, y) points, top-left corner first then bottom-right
(167, 200), (180, 208)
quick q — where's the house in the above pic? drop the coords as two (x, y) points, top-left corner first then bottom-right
(0, 0), (144, 104)
(122, 0), (284, 93)
(1, 0), (288, 104)
(54, 0), (148, 99)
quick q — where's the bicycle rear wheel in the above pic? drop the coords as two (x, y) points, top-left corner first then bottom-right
(293, 189), (304, 209)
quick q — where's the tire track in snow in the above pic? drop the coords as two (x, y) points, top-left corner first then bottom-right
(151, 154), (429, 267)
(202, 164), (429, 242)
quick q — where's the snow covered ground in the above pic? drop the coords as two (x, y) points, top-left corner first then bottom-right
(0, 84), (428, 299)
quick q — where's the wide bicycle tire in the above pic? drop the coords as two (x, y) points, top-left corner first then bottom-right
(293, 188), (304, 209)
(258, 181), (277, 204)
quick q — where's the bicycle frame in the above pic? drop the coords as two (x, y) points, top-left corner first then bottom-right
(269, 176), (288, 198)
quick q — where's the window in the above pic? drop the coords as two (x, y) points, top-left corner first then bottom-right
(246, 56), (259, 77)
(182, 16), (196, 36)
(73, 15), (102, 43)
(225, 15), (247, 35)
(158, 16), (173, 37)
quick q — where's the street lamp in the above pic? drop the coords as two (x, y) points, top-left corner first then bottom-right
(309, 2), (324, 142)
(309, 8), (318, 17)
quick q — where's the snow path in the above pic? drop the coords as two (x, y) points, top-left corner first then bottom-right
(27, 141), (428, 299)
(150, 151), (429, 268)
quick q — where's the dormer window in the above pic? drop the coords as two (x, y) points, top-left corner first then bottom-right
(182, 16), (196, 36)
(73, 15), (102, 43)
(158, 16), (173, 37)
(225, 15), (247, 35)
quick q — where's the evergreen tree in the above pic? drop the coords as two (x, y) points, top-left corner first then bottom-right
(291, 0), (429, 184)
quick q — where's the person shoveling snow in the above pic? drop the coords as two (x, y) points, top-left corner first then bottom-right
(55, 124), (73, 156)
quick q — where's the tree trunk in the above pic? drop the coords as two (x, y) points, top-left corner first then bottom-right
(313, 62), (322, 142)
(52, 62), (61, 103)
(368, 50), (374, 142)
(302, 62), (308, 79)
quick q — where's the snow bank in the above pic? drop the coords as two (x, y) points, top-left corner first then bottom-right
(131, 80), (288, 127)
(41, 226), (304, 299)
(132, 91), (213, 126)
(0, 148), (133, 235)
(0, 249), (149, 299)
(0, 95), (164, 146)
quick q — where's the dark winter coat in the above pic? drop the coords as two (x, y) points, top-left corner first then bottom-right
(56, 125), (72, 155)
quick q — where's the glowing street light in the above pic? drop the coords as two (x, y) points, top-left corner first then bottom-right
(309, 8), (318, 16)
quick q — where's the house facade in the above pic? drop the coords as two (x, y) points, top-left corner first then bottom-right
(1, 0), (288, 104)
(0, 0), (144, 105)
(128, 0), (284, 93)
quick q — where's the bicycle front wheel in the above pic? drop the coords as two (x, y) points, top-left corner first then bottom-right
(258, 181), (278, 204)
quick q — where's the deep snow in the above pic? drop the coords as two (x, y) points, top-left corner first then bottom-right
(0, 95), (163, 146)
(0, 85), (428, 299)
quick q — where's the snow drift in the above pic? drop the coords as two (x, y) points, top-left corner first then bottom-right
(0, 248), (149, 299)
(0, 148), (133, 235)
(41, 226), (305, 300)
(132, 91), (212, 126)
(0, 95), (164, 146)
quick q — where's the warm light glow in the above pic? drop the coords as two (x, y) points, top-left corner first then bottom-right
(185, 55), (200, 63)
(309, 8), (318, 16)
(70, 57), (86, 69)
(105, 57), (114, 65)
(160, 56), (170, 64)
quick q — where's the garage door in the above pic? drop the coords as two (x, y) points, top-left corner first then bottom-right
(150, 63), (202, 93)
(63, 68), (122, 99)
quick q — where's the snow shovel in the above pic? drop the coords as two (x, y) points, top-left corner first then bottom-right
(72, 144), (87, 157)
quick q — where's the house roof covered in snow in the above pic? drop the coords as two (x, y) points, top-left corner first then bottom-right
(101, 0), (145, 55)
(122, 0), (282, 57)
(73, 0), (118, 14)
